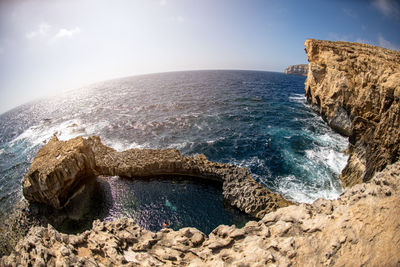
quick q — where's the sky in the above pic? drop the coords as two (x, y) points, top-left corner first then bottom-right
(0, 0), (399, 114)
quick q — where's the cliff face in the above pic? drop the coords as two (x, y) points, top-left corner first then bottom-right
(305, 39), (400, 186)
(22, 136), (96, 209)
(284, 64), (308, 76)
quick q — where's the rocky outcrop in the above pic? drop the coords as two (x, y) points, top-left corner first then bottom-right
(4, 161), (400, 266)
(22, 136), (96, 209)
(22, 135), (291, 219)
(284, 64), (308, 76)
(305, 39), (400, 186)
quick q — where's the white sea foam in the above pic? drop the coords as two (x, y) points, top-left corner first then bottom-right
(11, 118), (84, 147)
(103, 139), (147, 152)
(288, 93), (306, 103)
(10, 118), (112, 149)
(167, 141), (194, 150)
(277, 128), (348, 203)
(206, 137), (225, 145)
(277, 175), (342, 204)
(305, 147), (348, 175)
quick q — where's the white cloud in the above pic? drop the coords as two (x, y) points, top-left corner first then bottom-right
(25, 23), (51, 39)
(372, 0), (400, 17)
(159, 0), (167, 6)
(378, 35), (400, 50)
(54, 27), (81, 39)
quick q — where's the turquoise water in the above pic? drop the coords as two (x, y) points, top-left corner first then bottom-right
(99, 176), (251, 233)
(0, 70), (348, 233)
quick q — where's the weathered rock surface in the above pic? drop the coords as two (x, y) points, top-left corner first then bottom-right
(305, 39), (400, 186)
(4, 161), (400, 266)
(284, 64), (308, 76)
(22, 135), (291, 219)
(22, 135), (96, 209)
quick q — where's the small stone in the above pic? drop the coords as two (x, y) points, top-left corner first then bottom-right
(191, 233), (205, 247)
(60, 245), (70, 256)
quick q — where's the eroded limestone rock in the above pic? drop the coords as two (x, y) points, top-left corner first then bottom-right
(4, 162), (400, 266)
(22, 135), (291, 218)
(22, 135), (96, 209)
(305, 39), (400, 186)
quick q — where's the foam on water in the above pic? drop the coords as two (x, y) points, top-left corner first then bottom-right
(11, 119), (85, 148)
(288, 93), (307, 103)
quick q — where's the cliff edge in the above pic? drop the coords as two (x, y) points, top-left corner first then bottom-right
(305, 39), (400, 186)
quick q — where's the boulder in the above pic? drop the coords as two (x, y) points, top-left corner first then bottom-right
(22, 135), (96, 209)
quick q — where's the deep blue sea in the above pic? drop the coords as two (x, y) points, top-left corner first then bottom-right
(0, 70), (348, 233)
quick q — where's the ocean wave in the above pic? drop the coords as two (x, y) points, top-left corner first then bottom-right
(288, 93), (306, 103)
(277, 174), (342, 204)
(11, 118), (84, 147)
(102, 139), (148, 152)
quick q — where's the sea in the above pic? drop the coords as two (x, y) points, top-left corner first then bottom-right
(0, 70), (348, 234)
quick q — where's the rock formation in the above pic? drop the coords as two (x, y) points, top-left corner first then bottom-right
(22, 136), (96, 209)
(3, 39), (400, 266)
(284, 64), (308, 76)
(305, 39), (400, 186)
(22, 135), (291, 219)
(3, 161), (400, 266)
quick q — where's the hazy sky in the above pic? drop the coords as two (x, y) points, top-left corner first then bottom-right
(0, 0), (399, 114)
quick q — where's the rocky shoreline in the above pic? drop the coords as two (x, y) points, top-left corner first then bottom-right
(1, 39), (400, 266)
(2, 161), (399, 266)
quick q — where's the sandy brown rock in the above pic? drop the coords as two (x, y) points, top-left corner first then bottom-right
(305, 39), (400, 186)
(4, 162), (400, 266)
(22, 135), (96, 209)
(22, 135), (291, 218)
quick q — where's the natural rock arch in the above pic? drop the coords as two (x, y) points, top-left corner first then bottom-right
(22, 135), (292, 219)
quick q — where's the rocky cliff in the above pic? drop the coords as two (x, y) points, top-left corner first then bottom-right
(305, 39), (400, 186)
(284, 64), (308, 76)
(2, 39), (400, 266)
(3, 161), (400, 266)
(22, 135), (291, 219)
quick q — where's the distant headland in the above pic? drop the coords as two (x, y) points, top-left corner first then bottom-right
(284, 64), (308, 76)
